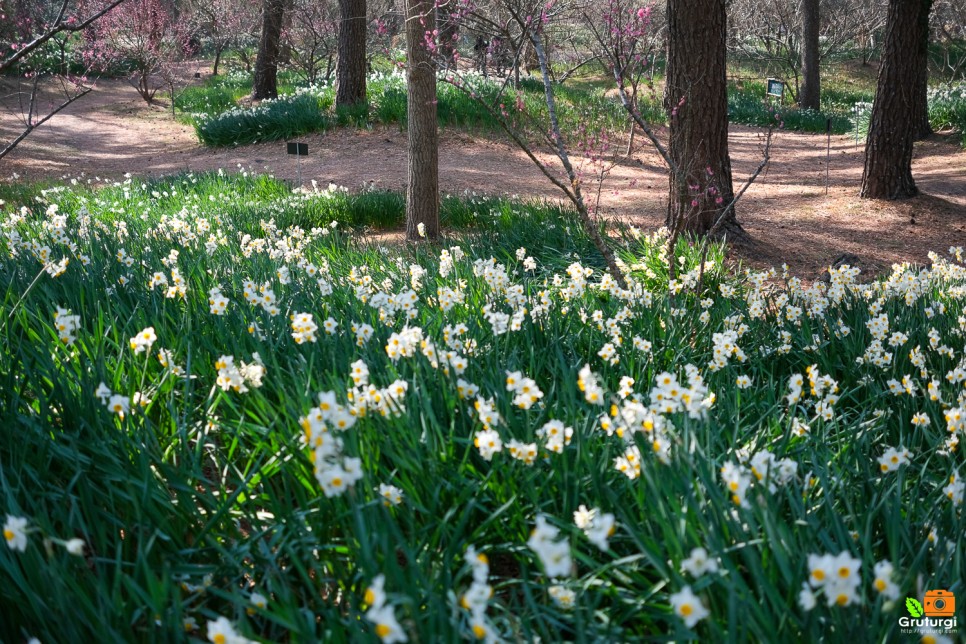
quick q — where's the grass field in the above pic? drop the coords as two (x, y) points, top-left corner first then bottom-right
(1, 171), (965, 642)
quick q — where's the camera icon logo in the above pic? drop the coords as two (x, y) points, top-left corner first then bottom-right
(924, 590), (956, 617)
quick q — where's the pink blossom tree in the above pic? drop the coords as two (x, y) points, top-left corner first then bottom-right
(81, 0), (184, 105)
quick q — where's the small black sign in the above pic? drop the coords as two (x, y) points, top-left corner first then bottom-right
(766, 78), (784, 97)
(194, 72), (201, 79)
(287, 142), (308, 156)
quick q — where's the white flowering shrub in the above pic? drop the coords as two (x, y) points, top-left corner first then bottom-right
(927, 82), (966, 144)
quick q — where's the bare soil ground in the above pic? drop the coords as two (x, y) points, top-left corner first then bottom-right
(2, 76), (964, 277)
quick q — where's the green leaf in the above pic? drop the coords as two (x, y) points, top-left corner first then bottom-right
(906, 597), (924, 618)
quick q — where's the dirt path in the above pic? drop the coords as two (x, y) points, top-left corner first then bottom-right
(2, 77), (964, 276)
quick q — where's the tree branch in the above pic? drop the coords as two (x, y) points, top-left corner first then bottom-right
(0, 83), (93, 162)
(0, 0), (130, 74)
(528, 30), (627, 288)
(708, 127), (774, 237)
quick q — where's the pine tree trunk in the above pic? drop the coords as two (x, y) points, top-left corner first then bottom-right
(912, 0), (934, 140)
(253, 0), (285, 100)
(799, 0), (821, 110)
(861, 0), (932, 199)
(665, 0), (736, 235)
(336, 0), (367, 108)
(405, 0), (439, 241)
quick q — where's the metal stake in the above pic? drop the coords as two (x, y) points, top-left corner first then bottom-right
(287, 142), (308, 188)
(826, 118), (831, 196)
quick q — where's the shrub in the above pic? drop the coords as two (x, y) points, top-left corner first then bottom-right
(194, 88), (333, 146)
(928, 83), (966, 144)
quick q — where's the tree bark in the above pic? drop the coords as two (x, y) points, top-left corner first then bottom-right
(252, 0), (285, 100)
(861, 0), (932, 199)
(799, 0), (821, 110)
(336, 0), (367, 108)
(665, 0), (736, 235)
(404, 0), (439, 242)
(912, 0), (934, 140)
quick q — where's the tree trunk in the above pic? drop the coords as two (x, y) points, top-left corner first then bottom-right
(912, 0), (934, 140)
(336, 0), (367, 108)
(861, 0), (932, 199)
(799, 0), (821, 110)
(665, 0), (736, 235)
(213, 48), (223, 76)
(252, 0), (285, 100)
(404, 0), (439, 242)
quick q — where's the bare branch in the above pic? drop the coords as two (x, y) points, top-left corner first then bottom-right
(708, 128), (774, 237)
(611, 72), (676, 173)
(528, 30), (627, 288)
(0, 85), (93, 162)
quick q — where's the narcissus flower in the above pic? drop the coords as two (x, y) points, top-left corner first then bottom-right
(584, 512), (616, 551)
(3, 515), (28, 551)
(528, 515), (572, 578)
(911, 412), (930, 426)
(53, 307), (80, 345)
(205, 616), (248, 644)
(129, 326), (157, 354)
(95, 382), (112, 404)
(364, 574), (386, 608)
(474, 428), (502, 461)
(872, 560), (900, 600)
(365, 604), (407, 643)
(670, 586), (709, 628)
(378, 483), (404, 506)
(798, 582), (817, 611)
(681, 547), (719, 578)
(246, 592), (267, 615)
(807, 551), (862, 606)
(943, 472), (964, 505)
(877, 446), (912, 473)
(573, 505), (596, 530)
(549, 585), (576, 609)
(107, 394), (130, 418)
(64, 538), (85, 556)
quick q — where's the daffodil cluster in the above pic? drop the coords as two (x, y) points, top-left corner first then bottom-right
(572, 505), (616, 551)
(527, 515), (572, 578)
(805, 552), (862, 607)
(53, 306), (80, 345)
(364, 575), (407, 643)
(300, 391), (363, 497)
(214, 354), (265, 393)
(460, 547), (499, 642)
